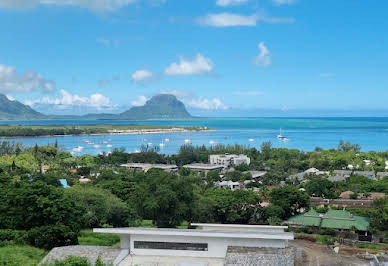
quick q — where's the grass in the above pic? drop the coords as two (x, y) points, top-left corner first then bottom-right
(356, 242), (388, 250)
(77, 230), (120, 247)
(0, 245), (47, 266)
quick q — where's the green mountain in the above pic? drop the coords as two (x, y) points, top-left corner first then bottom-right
(118, 94), (192, 119)
(0, 94), (46, 120)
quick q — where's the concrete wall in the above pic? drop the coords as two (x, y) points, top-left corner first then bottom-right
(122, 234), (287, 258)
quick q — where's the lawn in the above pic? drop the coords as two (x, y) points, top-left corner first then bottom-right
(0, 245), (47, 266)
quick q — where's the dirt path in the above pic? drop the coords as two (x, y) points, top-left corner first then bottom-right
(290, 239), (370, 266)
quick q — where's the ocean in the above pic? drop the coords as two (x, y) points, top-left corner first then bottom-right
(1, 117), (388, 155)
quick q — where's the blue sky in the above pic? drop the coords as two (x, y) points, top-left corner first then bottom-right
(0, 0), (387, 116)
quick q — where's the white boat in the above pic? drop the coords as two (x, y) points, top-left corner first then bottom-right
(283, 138), (290, 142)
(277, 128), (286, 139)
(249, 138), (255, 142)
(209, 140), (216, 145)
(147, 142), (153, 146)
(103, 141), (108, 144)
(106, 144), (113, 148)
(164, 138), (170, 142)
(93, 144), (101, 149)
(72, 146), (84, 153)
(134, 149), (140, 153)
(159, 143), (165, 147)
(184, 139), (191, 144)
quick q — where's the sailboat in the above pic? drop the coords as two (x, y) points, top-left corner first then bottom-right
(277, 128), (286, 139)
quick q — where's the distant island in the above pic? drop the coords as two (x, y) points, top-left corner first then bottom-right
(0, 124), (211, 137)
(0, 94), (193, 120)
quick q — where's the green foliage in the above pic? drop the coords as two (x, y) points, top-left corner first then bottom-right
(304, 177), (336, 198)
(77, 230), (120, 247)
(0, 229), (28, 245)
(269, 186), (310, 218)
(65, 186), (132, 228)
(42, 256), (90, 266)
(28, 225), (78, 250)
(0, 245), (47, 266)
(193, 189), (261, 224)
(133, 170), (200, 227)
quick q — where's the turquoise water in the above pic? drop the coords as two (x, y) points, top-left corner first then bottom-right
(1, 117), (388, 155)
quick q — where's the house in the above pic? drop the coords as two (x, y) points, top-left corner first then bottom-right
(245, 171), (267, 179)
(209, 154), (250, 167)
(377, 172), (388, 179)
(310, 197), (374, 209)
(121, 163), (178, 172)
(183, 163), (226, 173)
(215, 181), (240, 191)
(93, 223), (294, 266)
(286, 209), (370, 241)
(334, 170), (376, 180)
(288, 168), (329, 181)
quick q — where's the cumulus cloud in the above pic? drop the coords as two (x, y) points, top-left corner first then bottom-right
(6, 94), (15, 101)
(0, 63), (55, 93)
(216, 0), (249, 7)
(188, 98), (227, 110)
(197, 13), (258, 27)
(157, 89), (193, 99)
(164, 54), (214, 76)
(272, 0), (296, 5)
(0, 0), (137, 12)
(131, 69), (154, 83)
(255, 42), (271, 67)
(131, 95), (148, 106)
(25, 89), (112, 110)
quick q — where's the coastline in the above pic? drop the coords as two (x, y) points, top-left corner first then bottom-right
(0, 127), (214, 139)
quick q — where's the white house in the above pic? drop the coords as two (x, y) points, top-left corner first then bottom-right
(215, 180), (240, 190)
(94, 224), (293, 266)
(209, 154), (250, 167)
(121, 163), (178, 172)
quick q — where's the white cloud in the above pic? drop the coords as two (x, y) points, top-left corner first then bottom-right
(0, 63), (55, 93)
(272, 0), (296, 5)
(197, 13), (258, 27)
(188, 98), (227, 110)
(255, 42), (271, 67)
(216, 0), (249, 7)
(6, 94), (15, 101)
(164, 54), (214, 76)
(131, 69), (154, 83)
(157, 89), (193, 99)
(131, 95), (148, 106)
(25, 89), (112, 110)
(96, 38), (120, 47)
(0, 0), (137, 12)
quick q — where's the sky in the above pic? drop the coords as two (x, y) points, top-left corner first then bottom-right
(0, 0), (387, 116)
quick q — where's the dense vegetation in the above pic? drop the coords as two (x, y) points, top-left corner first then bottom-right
(0, 124), (204, 137)
(1, 139), (388, 264)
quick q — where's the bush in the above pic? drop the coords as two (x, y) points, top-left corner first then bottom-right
(0, 229), (28, 245)
(42, 256), (90, 266)
(78, 230), (120, 247)
(28, 225), (78, 250)
(0, 245), (47, 266)
(319, 228), (336, 236)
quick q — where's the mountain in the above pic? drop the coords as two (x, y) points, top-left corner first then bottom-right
(118, 94), (192, 119)
(0, 94), (46, 120)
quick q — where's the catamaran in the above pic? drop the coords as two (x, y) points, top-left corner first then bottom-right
(277, 128), (286, 139)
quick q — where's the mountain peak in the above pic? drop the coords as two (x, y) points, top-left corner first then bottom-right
(0, 93), (45, 120)
(120, 94), (192, 119)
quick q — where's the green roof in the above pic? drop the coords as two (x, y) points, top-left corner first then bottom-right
(286, 209), (370, 231)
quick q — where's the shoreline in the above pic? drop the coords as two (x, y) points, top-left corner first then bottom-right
(0, 128), (215, 139)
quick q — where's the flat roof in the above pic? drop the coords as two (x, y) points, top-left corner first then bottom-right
(191, 223), (288, 229)
(183, 163), (225, 170)
(121, 163), (178, 169)
(93, 227), (293, 240)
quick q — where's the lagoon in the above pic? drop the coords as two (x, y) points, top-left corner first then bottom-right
(1, 117), (388, 155)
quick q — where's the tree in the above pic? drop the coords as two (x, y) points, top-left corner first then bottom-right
(193, 189), (262, 224)
(304, 177), (335, 198)
(132, 169), (199, 227)
(269, 186), (310, 218)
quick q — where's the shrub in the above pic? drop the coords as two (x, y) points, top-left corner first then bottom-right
(0, 245), (47, 266)
(28, 225), (78, 250)
(42, 256), (90, 266)
(0, 229), (28, 245)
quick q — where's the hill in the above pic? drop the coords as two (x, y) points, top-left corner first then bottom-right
(118, 94), (192, 120)
(0, 94), (46, 120)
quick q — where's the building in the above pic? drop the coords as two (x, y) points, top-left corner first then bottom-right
(209, 154), (250, 167)
(333, 170), (376, 180)
(288, 168), (329, 181)
(121, 163), (178, 172)
(183, 163), (225, 173)
(93, 223), (294, 266)
(310, 197), (374, 209)
(245, 171), (267, 179)
(339, 191), (385, 200)
(215, 180), (240, 190)
(377, 172), (388, 179)
(286, 209), (370, 241)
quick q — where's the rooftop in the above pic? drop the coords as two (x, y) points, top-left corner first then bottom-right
(183, 163), (225, 170)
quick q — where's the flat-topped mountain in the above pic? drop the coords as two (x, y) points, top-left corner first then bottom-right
(0, 93), (46, 120)
(118, 94), (192, 120)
